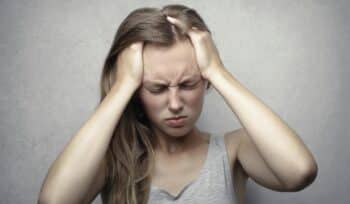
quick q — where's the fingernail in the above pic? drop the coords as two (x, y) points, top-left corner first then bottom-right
(166, 16), (175, 21)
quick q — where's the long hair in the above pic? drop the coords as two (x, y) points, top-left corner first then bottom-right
(99, 4), (211, 204)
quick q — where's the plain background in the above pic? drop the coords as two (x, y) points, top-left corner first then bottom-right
(1, 0), (349, 203)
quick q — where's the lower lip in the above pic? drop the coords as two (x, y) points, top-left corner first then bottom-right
(165, 117), (187, 127)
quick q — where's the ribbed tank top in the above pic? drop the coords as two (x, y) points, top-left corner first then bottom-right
(148, 133), (237, 203)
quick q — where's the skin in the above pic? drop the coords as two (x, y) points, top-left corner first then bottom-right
(137, 38), (209, 155)
(148, 16), (318, 197)
(126, 15), (318, 199)
(133, 38), (216, 198)
(38, 15), (317, 204)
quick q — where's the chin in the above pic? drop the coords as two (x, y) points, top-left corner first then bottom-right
(158, 124), (194, 137)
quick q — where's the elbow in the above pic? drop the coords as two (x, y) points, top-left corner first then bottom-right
(37, 195), (69, 204)
(37, 190), (61, 204)
(38, 187), (51, 204)
(38, 191), (63, 204)
(37, 194), (53, 204)
(286, 162), (318, 192)
(38, 191), (86, 204)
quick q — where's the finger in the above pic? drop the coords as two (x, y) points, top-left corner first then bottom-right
(166, 16), (190, 34)
(130, 41), (143, 50)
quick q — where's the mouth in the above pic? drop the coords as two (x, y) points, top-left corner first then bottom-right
(165, 116), (187, 127)
(166, 115), (187, 120)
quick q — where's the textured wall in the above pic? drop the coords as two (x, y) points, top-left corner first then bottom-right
(0, 0), (349, 203)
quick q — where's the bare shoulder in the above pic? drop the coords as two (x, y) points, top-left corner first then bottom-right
(223, 128), (243, 162)
(224, 128), (247, 176)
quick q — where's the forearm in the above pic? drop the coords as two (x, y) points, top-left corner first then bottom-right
(208, 67), (317, 181)
(39, 82), (137, 203)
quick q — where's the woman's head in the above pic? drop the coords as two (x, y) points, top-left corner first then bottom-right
(99, 4), (211, 204)
(101, 4), (211, 99)
(139, 38), (209, 139)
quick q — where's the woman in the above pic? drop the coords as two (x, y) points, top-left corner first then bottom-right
(38, 4), (318, 204)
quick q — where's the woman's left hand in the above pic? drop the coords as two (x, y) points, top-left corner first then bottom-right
(166, 16), (226, 80)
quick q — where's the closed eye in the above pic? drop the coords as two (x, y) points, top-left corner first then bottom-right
(146, 79), (202, 94)
(179, 81), (200, 89)
(148, 85), (167, 94)
(182, 78), (203, 88)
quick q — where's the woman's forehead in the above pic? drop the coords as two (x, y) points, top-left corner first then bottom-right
(143, 39), (199, 81)
(143, 67), (200, 84)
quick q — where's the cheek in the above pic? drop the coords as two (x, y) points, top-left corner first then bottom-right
(144, 97), (162, 110)
(184, 85), (206, 105)
(138, 90), (163, 116)
(183, 92), (203, 107)
(181, 91), (205, 116)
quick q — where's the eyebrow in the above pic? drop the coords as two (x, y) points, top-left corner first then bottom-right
(143, 75), (200, 86)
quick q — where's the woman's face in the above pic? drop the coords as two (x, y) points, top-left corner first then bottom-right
(137, 39), (208, 137)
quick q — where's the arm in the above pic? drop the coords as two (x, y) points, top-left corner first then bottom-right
(38, 82), (138, 203)
(210, 68), (318, 191)
(38, 42), (144, 204)
(165, 16), (318, 192)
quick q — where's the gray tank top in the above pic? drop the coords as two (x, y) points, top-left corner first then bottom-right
(148, 133), (237, 203)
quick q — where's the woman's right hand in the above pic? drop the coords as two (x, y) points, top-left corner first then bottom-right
(38, 43), (145, 204)
(114, 41), (144, 88)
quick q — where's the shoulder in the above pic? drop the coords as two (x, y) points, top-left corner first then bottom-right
(223, 128), (245, 156)
(223, 128), (252, 169)
(221, 128), (244, 167)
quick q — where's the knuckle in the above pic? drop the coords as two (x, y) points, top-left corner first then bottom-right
(129, 42), (142, 51)
(193, 34), (206, 42)
(190, 30), (210, 42)
(129, 44), (138, 50)
(199, 31), (210, 39)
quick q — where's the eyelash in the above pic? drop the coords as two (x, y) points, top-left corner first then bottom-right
(149, 82), (199, 94)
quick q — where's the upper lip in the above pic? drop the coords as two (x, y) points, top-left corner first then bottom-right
(166, 116), (187, 120)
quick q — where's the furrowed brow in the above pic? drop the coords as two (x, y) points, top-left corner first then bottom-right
(144, 75), (200, 86)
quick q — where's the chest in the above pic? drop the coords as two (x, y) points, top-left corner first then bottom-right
(151, 147), (208, 197)
(150, 135), (247, 201)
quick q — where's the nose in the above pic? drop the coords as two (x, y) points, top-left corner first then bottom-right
(167, 87), (183, 113)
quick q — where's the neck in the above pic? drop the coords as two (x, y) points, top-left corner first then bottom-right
(152, 126), (202, 155)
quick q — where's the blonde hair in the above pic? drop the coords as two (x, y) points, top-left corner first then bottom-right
(99, 4), (211, 204)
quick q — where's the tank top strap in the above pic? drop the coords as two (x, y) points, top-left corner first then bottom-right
(208, 133), (237, 202)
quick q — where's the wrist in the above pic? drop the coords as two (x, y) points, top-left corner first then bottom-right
(111, 79), (139, 96)
(204, 64), (227, 82)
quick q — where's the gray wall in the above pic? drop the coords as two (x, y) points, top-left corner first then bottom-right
(1, 0), (349, 203)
